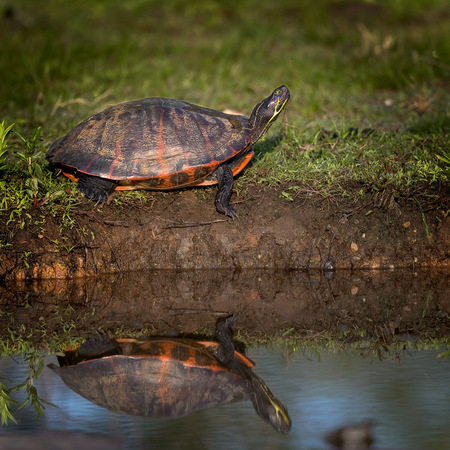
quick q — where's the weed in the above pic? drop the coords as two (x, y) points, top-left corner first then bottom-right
(0, 121), (15, 172)
(280, 191), (294, 202)
(0, 380), (19, 425)
(421, 212), (432, 242)
(13, 127), (46, 200)
(436, 148), (450, 168)
(21, 251), (32, 269)
(0, 352), (56, 425)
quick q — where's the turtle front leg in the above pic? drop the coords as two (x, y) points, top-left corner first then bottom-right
(215, 315), (238, 363)
(214, 164), (238, 219)
(78, 173), (118, 206)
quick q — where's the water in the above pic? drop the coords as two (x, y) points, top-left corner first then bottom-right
(1, 348), (449, 449)
(1, 269), (449, 448)
(3, 269), (449, 338)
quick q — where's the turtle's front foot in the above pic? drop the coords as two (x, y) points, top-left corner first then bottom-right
(215, 199), (238, 220)
(215, 315), (238, 363)
(214, 164), (238, 220)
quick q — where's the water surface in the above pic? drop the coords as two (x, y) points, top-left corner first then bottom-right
(1, 347), (449, 449)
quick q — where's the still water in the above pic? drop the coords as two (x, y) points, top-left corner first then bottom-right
(1, 347), (449, 450)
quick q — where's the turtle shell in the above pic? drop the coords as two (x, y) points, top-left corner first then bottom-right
(48, 337), (255, 418)
(46, 98), (253, 189)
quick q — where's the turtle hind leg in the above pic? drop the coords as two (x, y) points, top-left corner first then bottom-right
(78, 334), (121, 358)
(214, 164), (238, 219)
(50, 166), (62, 179)
(78, 173), (118, 206)
(54, 335), (121, 367)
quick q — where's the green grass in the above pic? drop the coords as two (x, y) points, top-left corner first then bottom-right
(0, 0), (449, 223)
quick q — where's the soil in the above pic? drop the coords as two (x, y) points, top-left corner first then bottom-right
(1, 182), (449, 342)
(1, 182), (449, 280)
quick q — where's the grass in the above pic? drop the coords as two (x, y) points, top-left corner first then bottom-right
(1, 0), (448, 222)
(252, 122), (448, 196)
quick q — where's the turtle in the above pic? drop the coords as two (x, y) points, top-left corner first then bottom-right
(46, 85), (290, 218)
(48, 316), (291, 433)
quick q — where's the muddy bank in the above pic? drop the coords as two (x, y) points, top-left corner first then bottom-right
(2, 269), (449, 339)
(1, 184), (449, 280)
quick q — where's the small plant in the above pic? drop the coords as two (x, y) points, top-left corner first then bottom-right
(0, 380), (18, 425)
(12, 126), (47, 204)
(280, 191), (294, 202)
(436, 149), (450, 169)
(1, 124), (47, 217)
(0, 121), (15, 172)
(21, 251), (32, 269)
(0, 352), (55, 425)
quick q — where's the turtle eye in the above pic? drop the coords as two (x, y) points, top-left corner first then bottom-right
(274, 89), (282, 96)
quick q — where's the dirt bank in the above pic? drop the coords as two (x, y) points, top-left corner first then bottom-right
(1, 183), (449, 280)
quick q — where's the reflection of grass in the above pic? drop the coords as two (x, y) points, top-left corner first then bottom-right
(0, 305), (86, 424)
(237, 330), (450, 368)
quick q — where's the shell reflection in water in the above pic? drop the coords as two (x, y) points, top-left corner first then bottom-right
(48, 316), (291, 434)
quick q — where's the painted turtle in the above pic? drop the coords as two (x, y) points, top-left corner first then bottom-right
(48, 316), (291, 433)
(46, 86), (290, 218)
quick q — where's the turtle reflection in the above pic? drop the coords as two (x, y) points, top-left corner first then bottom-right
(48, 316), (291, 433)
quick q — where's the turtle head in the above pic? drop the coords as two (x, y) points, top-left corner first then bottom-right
(250, 375), (292, 433)
(249, 85), (290, 145)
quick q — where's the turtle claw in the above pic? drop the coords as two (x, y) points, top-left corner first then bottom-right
(220, 204), (239, 221)
(218, 314), (239, 330)
(85, 189), (108, 207)
(93, 194), (108, 207)
(228, 205), (239, 221)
